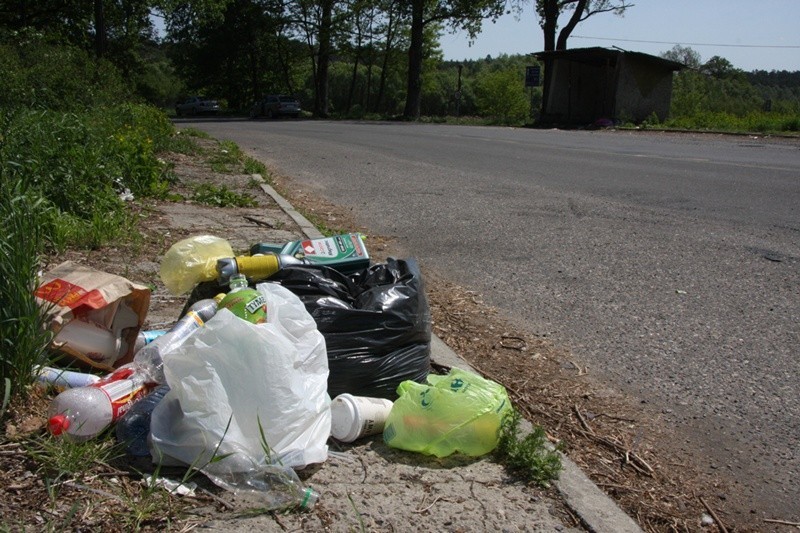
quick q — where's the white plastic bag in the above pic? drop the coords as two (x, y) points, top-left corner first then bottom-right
(149, 282), (330, 488)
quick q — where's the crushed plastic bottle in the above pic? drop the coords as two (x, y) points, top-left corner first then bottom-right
(116, 384), (170, 456)
(47, 367), (154, 441)
(203, 453), (319, 511)
(128, 296), (222, 383)
(34, 365), (101, 389)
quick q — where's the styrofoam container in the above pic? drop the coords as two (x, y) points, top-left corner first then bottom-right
(52, 319), (121, 363)
(330, 393), (394, 442)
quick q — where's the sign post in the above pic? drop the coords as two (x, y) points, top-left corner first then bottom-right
(525, 66), (541, 120)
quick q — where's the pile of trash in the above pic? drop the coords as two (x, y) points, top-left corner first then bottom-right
(34, 233), (512, 512)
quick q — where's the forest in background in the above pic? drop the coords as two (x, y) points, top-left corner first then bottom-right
(1, 0), (799, 130)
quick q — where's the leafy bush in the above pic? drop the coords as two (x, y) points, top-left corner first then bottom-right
(474, 68), (530, 125)
(0, 104), (174, 228)
(663, 110), (800, 134)
(0, 32), (131, 112)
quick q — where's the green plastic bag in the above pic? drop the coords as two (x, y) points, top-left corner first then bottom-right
(383, 368), (511, 458)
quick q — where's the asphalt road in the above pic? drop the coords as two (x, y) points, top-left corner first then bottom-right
(185, 118), (800, 521)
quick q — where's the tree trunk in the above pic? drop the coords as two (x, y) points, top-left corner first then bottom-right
(403, 0), (424, 120)
(541, 0), (558, 52)
(315, 0), (333, 118)
(93, 0), (106, 57)
(346, 21), (364, 113)
(375, 2), (397, 113)
(539, 0), (560, 120)
(556, 0), (588, 50)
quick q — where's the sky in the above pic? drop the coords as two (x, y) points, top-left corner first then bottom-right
(439, 0), (800, 72)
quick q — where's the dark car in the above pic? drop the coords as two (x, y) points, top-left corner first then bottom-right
(175, 96), (220, 117)
(249, 95), (301, 119)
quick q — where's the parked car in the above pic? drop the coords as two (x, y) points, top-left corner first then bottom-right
(249, 95), (301, 119)
(175, 96), (220, 117)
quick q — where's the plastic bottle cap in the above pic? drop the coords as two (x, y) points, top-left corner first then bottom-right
(48, 414), (70, 435)
(300, 487), (319, 509)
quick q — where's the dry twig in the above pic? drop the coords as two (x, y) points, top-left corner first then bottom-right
(243, 215), (274, 227)
(699, 496), (729, 533)
(574, 405), (594, 434)
(413, 495), (442, 514)
(764, 518), (800, 527)
(567, 360), (588, 376)
(499, 335), (527, 351)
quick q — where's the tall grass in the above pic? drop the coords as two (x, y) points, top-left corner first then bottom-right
(0, 177), (54, 405)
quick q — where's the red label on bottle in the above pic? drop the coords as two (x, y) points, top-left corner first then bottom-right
(94, 373), (155, 422)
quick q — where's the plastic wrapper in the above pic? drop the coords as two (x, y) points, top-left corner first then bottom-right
(382, 368), (512, 458)
(159, 235), (234, 295)
(150, 282), (330, 488)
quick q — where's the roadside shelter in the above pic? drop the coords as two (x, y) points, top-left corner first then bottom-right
(534, 47), (684, 125)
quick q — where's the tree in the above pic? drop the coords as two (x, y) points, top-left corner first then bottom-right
(702, 55), (739, 79)
(661, 44), (701, 69)
(402, 0), (505, 120)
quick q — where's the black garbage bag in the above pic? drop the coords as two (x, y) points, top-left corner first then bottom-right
(267, 258), (431, 400)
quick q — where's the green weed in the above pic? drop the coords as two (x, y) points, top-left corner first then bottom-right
(25, 432), (124, 486)
(178, 127), (211, 139)
(191, 183), (258, 208)
(243, 156), (269, 178)
(494, 409), (562, 487)
(208, 140), (243, 173)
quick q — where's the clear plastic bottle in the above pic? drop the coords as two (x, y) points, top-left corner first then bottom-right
(47, 368), (154, 441)
(132, 329), (168, 353)
(115, 384), (170, 456)
(34, 365), (101, 389)
(204, 454), (320, 511)
(129, 296), (222, 383)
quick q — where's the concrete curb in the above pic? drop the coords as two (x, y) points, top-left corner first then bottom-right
(258, 177), (642, 533)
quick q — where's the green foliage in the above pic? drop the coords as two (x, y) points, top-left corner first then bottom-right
(0, 99), (180, 402)
(0, 104), (174, 225)
(494, 409), (562, 487)
(0, 32), (131, 112)
(243, 156), (269, 177)
(134, 43), (187, 108)
(208, 140), (243, 173)
(0, 178), (54, 395)
(25, 432), (124, 484)
(672, 69), (762, 116)
(664, 111), (800, 133)
(474, 68), (530, 125)
(192, 184), (258, 208)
